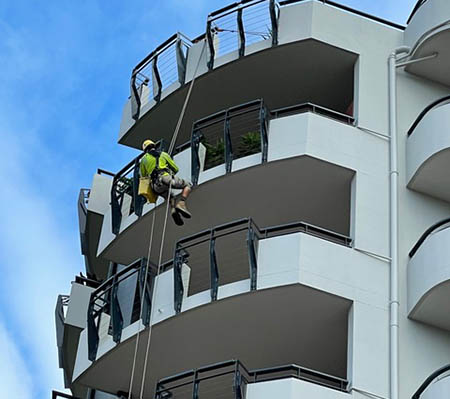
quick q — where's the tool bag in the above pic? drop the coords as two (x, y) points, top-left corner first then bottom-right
(138, 177), (158, 204)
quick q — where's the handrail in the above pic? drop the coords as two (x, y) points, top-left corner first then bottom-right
(155, 359), (348, 398)
(52, 391), (80, 399)
(97, 168), (115, 177)
(412, 364), (450, 399)
(279, 0), (405, 30)
(407, 95), (450, 137)
(409, 217), (450, 258)
(407, 0), (429, 24)
(271, 102), (355, 124)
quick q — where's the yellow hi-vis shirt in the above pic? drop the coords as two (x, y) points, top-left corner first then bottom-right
(139, 151), (179, 178)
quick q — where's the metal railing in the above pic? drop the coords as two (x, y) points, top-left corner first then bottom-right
(155, 359), (348, 398)
(173, 217), (352, 314)
(407, 0), (429, 24)
(87, 258), (158, 361)
(271, 102), (355, 125)
(191, 99), (269, 185)
(412, 364), (450, 399)
(407, 95), (450, 137)
(409, 217), (450, 258)
(131, 33), (192, 120)
(78, 188), (97, 279)
(111, 140), (189, 235)
(52, 392), (80, 399)
(206, 0), (279, 70)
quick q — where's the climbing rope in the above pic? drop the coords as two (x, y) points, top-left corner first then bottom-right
(126, 40), (207, 399)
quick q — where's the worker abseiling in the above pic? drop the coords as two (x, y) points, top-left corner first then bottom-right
(140, 139), (192, 226)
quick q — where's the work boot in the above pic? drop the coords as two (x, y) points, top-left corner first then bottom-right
(171, 207), (184, 226)
(175, 197), (192, 219)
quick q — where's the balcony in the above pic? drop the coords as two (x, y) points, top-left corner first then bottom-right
(408, 218), (450, 331)
(404, 0), (450, 86)
(119, 0), (357, 150)
(73, 218), (353, 396)
(55, 279), (98, 395)
(100, 100), (356, 266)
(406, 96), (450, 202)
(79, 170), (114, 280)
(412, 364), (450, 399)
(155, 359), (348, 399)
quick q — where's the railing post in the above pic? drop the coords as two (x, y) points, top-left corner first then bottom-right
(176, 34), (188, 85)
(193, 371), (199, 399)
(111, 181), (122, 235)
(133, 157), (145, 217)
(130, 74), (141, 121)
(210, 231), (219, 301)
(224, 112), (233, 174)
(269, 0), (279, 46)
(259, 101), (269, 163)
(237, 8), (245, 57)
(206, 19), (215, 70)
(234, 365), (243, 399)
(87, 299), (99, 362)
(110, 271), (124, 343)
(247, 225), (258, 291)
(191, 129), (202, 186)
(152, 56), (162, 102)
(173, 246), (187, 314)
(139, 258), (154, 326)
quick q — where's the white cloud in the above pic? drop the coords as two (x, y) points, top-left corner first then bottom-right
(0, 321), (34, 398)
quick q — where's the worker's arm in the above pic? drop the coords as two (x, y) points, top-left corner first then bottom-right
(162, 152), (179, 174)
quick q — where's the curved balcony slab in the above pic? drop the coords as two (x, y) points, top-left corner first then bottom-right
(405, 0), (450, 86)
(408, 224), (450, 331)
(407, 100), (450, 202)
(98, 154), (354, 266)
(119, 38), (356, 150)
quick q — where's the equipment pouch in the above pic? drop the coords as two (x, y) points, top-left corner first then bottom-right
(138, 177), (158, 204)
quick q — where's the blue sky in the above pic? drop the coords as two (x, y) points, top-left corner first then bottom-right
(0, 0), (416, 397)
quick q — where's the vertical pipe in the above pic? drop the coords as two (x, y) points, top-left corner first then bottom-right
(388, 45), (410, 399)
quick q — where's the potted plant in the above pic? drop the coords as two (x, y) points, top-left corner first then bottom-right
(238, 131), (261, 157)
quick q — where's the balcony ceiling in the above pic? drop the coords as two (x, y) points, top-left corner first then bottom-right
(100, 155), (354, 266)
(75, 283), (351, 397)
(120, 39), (357, 149)
(405, 27), (450, 87)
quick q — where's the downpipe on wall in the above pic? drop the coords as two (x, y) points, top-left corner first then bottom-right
(388, 45), (410, 399)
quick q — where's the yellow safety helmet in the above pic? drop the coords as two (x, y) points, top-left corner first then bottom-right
(142, 139), (155, 151)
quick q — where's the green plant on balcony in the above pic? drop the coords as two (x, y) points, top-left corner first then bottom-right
(238, 131), (261, 157)
(117, 176), (134, 196)
(203, 138), (225, 170)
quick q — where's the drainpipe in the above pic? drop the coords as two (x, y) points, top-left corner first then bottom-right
(388, 45), (410, 399)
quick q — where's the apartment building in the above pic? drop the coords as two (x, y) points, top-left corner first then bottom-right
(53, 1), (450, 398)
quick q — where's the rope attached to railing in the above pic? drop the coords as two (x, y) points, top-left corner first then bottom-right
(127, 40), (207, 399)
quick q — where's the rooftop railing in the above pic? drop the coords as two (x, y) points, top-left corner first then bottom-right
(191, 99), (269, 185)
(155, 359), (348, 399)
(206, 0), (280, 70)
(131, 33), (192, 120)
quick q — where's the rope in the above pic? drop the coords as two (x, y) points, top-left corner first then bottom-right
(127, 211), (156, 399)
(127, 40), (207, 398)
(168, 41), (207, 155)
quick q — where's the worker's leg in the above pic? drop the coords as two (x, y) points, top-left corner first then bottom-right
(152, 176), (184, 226)
(160, 175), (193, 219)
